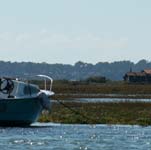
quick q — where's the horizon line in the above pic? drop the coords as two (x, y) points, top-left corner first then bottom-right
(0, 59), (149, 65)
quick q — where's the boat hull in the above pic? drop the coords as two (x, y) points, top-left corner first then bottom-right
(0, 97), (43, 126)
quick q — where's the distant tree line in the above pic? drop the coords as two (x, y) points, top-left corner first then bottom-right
(0, 59), (150, 80)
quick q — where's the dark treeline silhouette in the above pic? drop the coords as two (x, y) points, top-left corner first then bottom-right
(0, 59), (151, 80)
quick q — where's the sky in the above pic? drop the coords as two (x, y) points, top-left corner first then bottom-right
(0, 0), (151, 64)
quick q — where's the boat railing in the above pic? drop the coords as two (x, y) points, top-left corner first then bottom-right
(36, 75), (53, 91)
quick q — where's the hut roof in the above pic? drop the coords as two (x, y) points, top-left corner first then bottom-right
(126, 72), (146, 76)
(143, 69), (151, 74)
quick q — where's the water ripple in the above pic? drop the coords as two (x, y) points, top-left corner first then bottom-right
(0, 123), (151, 150)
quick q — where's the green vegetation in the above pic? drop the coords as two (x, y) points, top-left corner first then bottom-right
(51, 81), (151, 99)
(84, 76), (106, 83)
(31, 79), (151, 99)
(52, 80), (151, 95)
(35, 79), (151, 125)
(39, 102), (151, 126)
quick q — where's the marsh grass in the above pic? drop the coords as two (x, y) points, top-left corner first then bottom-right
(53, 83), (151, 94)
(52, 83), (151, 99)
(39, 102), (151, 126)
(31, 80), (151, 98)
(36, 80), (151, 125)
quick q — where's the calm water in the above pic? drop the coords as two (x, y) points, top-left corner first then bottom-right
(76, 98), (151, 103)
(55, 98), (151, 103)
(1, 123), (151, 150)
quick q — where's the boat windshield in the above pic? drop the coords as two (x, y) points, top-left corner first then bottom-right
(0, 80), (40, 99)
(23, 84), (40, 95)
(14, 81), (40, 98)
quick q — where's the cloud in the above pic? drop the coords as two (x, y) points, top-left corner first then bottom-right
(38, 33), (128, 49)
(15, 33), (31, 42)
(0, 31), (128, 51)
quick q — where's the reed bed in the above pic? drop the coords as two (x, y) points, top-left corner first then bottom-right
(37, 81), (151, 125)
(52, 83), (151, 99)
(39, 101), (151, 126)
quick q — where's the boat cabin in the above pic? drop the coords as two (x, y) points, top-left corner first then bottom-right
(0, 78), (40, 99)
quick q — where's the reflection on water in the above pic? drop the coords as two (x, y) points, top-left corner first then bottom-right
(76, 98), (151, 103)
(0, 123), (151, 150)
(53, 98), (151, 103)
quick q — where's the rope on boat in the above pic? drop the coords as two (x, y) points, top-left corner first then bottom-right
(55, 99), (97, 124)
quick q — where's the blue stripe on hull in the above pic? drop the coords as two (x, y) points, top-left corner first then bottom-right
(0, 97), (43, 126)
